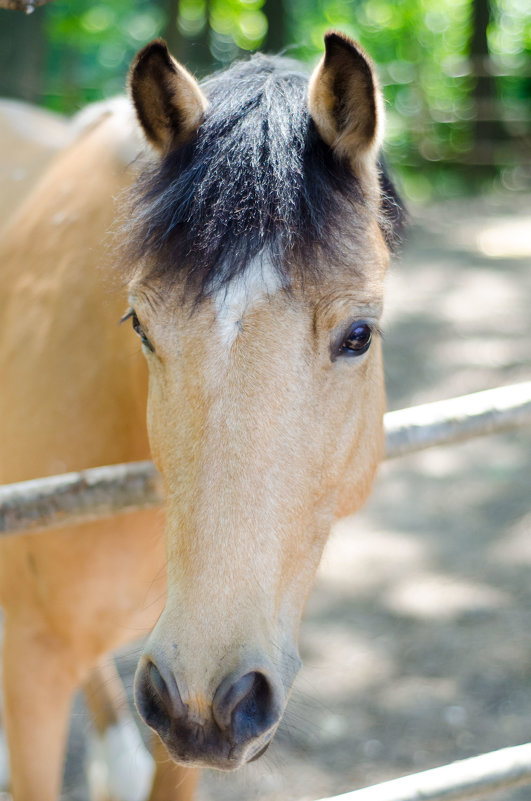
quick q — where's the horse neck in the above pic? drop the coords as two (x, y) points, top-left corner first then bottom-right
(0, 108), (150, 482)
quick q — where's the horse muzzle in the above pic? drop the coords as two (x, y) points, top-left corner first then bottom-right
(134, 655), (287, 769)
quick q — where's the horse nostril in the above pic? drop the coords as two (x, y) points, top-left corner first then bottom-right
(213, 670), (280, 745)
(134, 659), (184, 737)
(232, 672), (275, 743)
(147, 661), (170, 707)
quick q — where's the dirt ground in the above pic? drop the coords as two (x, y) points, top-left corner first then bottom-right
(58, 190), (531, 801)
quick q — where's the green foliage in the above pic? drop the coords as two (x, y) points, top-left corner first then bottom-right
(285, 0), (529, 198)
(43, 0), (166, 110)
(1, 0), (527, 198)
(209, 0), (267, 53)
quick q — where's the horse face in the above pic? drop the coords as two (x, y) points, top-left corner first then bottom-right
(126, 34), (393, 769)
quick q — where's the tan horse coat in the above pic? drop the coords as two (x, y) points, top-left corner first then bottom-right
(0, 31), (395, 800)
(0, 103), (175, 800)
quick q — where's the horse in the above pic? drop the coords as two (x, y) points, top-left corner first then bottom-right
(0, 31), (403, 800)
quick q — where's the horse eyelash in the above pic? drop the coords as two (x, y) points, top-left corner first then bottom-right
(120, 309), (134, 325)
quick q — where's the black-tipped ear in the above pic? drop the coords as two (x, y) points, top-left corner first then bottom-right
(308, 31), (383, 162)
(129, 39), (207, 153)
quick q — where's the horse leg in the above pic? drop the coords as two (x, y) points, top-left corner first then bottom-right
(1, 616), (78, 801)
(84, 656), (154, 801)
(85, 657), (197, 801)
(148, 736), (198, 801)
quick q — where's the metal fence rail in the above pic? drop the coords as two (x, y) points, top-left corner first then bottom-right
(0, 460), (162, 535)
(316, 742), (531, 801)
(1, 382), (530, 535)
(384, 381), (531, 459)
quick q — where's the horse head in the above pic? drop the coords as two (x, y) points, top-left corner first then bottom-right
(124, 32), (402, 769)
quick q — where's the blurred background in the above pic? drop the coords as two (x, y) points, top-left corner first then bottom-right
(0, 4), (530, 801)
(0, 0), (529, 201)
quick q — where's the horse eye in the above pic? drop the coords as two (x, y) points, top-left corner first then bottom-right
(127, 310), (154, 352)
(336, 322), (373, 359)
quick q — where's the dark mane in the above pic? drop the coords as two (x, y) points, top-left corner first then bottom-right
(124, 54), (403, 296)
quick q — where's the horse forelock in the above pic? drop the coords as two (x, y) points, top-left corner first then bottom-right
(123, 53), (403, 299)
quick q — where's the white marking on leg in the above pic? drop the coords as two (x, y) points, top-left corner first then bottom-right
(86, 718), (155, 801)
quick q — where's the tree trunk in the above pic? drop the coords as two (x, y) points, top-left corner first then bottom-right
(0, 5), (47, 102)
(263, 0), (286, 54)
(162, 0), (212, 76)
(470, 0), (504, 156)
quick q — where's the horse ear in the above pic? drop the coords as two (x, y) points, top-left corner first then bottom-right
(308, 32), (383, 176)
(129, 39), (207, 153)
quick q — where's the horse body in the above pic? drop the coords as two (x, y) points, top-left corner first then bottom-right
(0, 32), (401, 799)
(0, 99), (73, 218)
(0, 104), (167, 800)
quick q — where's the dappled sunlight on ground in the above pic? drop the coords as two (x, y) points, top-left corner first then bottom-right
(460, 217), (531, 260)
(489, 512), (531, 566)
(319, 524), (428, 597)
(382, 572), (510, 621)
